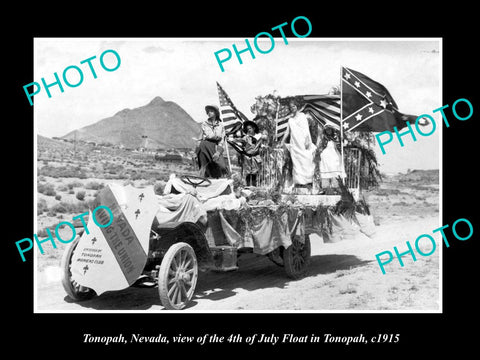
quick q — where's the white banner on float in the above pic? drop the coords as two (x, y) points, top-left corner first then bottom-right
(70, 184), (157, 295)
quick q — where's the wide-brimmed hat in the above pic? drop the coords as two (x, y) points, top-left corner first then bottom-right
(205, 104), (220, 116)
(242, 120), (259, 134)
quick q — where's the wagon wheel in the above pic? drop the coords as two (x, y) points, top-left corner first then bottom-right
(158, 242), (198, 310)
(60, 232), (96, 301)
(283, 235), (311, 279)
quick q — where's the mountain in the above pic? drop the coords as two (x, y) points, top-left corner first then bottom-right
(61, 97), (201, 149)
(38, 134), (74, 150)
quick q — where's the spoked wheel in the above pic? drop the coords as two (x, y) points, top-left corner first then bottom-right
(158, 242), (198, 310)
(283, 235), (311, 279)
(60, 232), (96, 301)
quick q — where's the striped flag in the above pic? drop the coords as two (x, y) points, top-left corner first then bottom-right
(301, 94), (341, 129)
(275, 94), (341, 141)
(275, 101), (292, 141)
(216, 82), (249, 135)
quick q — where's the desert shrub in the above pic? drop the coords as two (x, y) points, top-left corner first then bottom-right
(38, 183), (56, 196)
(60, 201), (90, 213)
(375, 189), (396, 196)
(154, 172), (170, 181)
(46, 200), (92, 216)
(145, 178), (157, 185)
(123, 180), (135, 187)
(130, 171), (142, 180)
(56, 184), (69, 192)
(68, 190), (74, 194)
(105, 163), (124, 174)
(55, 194), (62, 201)
(411, 184), (437, 192)
(37, 198), (48, 215)
(39, 165), (87, 178)
(76, 190), (86, 201)
(85, 181), (104, 190)
(50, 203), (68, 213)
(67, 181), (83, 189)
(36, 227), (50, 237)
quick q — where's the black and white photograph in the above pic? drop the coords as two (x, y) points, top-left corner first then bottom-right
(32, 37), (442, 312)
(6, 6), (478, 354)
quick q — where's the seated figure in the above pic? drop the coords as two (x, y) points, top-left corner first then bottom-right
(194, 104), (229, 179)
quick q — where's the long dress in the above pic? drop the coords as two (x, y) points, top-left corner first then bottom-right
(195, 120), (228, 178)
(286, 112), (316, 185)
(319, 140), (346, 179)
(242, 134), (262, 174)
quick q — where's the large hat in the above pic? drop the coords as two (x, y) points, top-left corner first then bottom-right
(205, 104), (220, 116)
(242, 120), (259, 134)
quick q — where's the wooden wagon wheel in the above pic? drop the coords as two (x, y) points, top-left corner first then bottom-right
(60, 232), (97, 301)
(283, 235), (311, 279)
(158, 242), (198, 310)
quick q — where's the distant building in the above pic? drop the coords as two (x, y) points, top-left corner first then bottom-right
(176, 147), (194, 153)
(155, 153), (184, 163)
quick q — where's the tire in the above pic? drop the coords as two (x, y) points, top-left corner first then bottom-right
(60, 232), (96, 301)
(283, 235), (311, 279)
(158, 242), (198, 310)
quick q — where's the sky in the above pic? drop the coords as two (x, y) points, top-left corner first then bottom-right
(34, 37), (441, 174)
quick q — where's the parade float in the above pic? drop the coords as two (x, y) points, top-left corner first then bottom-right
(61, 74), (389, 310)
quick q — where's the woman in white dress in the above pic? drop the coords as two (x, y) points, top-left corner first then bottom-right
(279, 100), (316, 186)
(319, 126), (346, 188)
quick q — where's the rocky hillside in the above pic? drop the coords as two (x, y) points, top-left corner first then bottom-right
(61, 97), (201, 149)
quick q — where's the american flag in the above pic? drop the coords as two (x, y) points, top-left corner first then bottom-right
(216, 82), (249, 135)
(274, 102), (292, 141)
(302, 94), (341, 129)
(275, 94), (341, 141)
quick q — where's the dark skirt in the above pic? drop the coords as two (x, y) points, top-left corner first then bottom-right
(195, 139), (228, 178)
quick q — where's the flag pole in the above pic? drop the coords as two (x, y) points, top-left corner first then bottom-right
(222, 124), (233, 175)
(340, 66), (345, 172)
(275, 99), (280, 142)
(216, 82), (233, 176)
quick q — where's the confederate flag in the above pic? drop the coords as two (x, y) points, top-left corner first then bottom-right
(341, 67), (420, 132)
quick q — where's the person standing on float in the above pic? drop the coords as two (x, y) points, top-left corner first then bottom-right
(279, 99), (316, 186)
(318, 126), (346, 189)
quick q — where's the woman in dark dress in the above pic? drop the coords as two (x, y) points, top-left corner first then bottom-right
(241, 120), (264, 186)
(194, 105), (229, 178)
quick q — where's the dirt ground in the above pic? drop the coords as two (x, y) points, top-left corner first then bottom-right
(35, 170), (440, 312)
